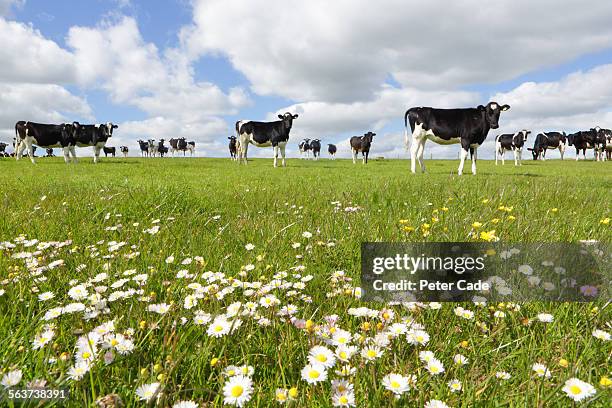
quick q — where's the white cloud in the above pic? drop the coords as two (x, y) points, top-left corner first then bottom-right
(0, 0), (24, 16)
(184, 0), (612, 103)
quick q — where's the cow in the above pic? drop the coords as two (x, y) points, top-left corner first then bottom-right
(495, 130), (530, 166)
(177, 138), (188, 155)
(593, 127), (609, 161)
(156, 139), (167, 157)
(187, 141), (195, 156)
(0, 142), (7, 156)
(103, 146), (116, 157)
(75, 122), (118, 163)
(120, 146), (129, 157)
(137, 140), (149, 157)
(147, 139), (156, 157)
(603, 130), (612, 160)
(527, 132), (567, 160)
(228, 136), (238, 160)
(299, 139), (311, 159)
(350, 132), (375, 164)
(169, 138), (179, 156)
(15, 121), (81, 164)
(328, 144), (337, 159)
(567, 128), (605, 161)
(310, 139), (321, 160)
(44, 148), (55, 157)
(404, 102), (510, 175)
(236, 112), (299, 167)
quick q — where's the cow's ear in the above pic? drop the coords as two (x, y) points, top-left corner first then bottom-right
(113, 124), (118, 129)
(477, 105), (485, 111)
(292, 114), (299, 119)
(278, 114), (284, 119)
(501, 104), (510, 111)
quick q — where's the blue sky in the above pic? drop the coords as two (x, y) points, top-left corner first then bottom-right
(2, 0), (612, 159)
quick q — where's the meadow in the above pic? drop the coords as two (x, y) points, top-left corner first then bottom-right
(0, 156), (610, 407)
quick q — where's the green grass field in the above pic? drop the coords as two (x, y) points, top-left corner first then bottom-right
(0, 157), (610, 407)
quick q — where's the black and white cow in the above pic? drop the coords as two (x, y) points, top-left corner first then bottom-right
(236, 112), (299, 167)
(327, 144), (337, 159)
(147, 139), (156, 157)
(228, 136), (238, 160)
(567, 129), (603, 161)
(495, 130), (530, 166)
(0, 142), (7, 156)
(44, 148), (55, 157)
(404, 102), (510, 175)
(103, 146), (116, 157)
(603, 130), (612, 160)
(177, 138), (188, 155)
(76, 122), (118, 163)
(137, 140), (149, 157)
(168, 138), (179, 156)
(120, 146), (129, 157)
(298, 139), (311, 159)
(156, 139), (167, 157)
(527, 132), (567, 161)
(14, 121), (80, 164)
(593, 127), (608, 161)
(187, 141), (195, 156)
(310, 139), (321, 160)
(350, 132), (375, 164)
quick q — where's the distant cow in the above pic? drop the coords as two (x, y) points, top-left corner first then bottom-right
(228, 136), (238, 160)
(310, 139), (321, 160)
(15, 121), (80, 164)
(169, 138), (179, 156)
(527, 132), (567, 160)
(495, 130), (530, 166)
(603, 130), (612, 160)
(177, 138), (188, 155)
(0, 142), (7, 156)
(103, 146), (116, 157)
(187, 141), (195, 156)
(328, 144), (337, 159)
(120, 146), (128, 157)
(350, 132), (375, 164)
(147, 139), (156, 157)
(137, 140), (149, 157)
(156, 139), (167, 157)
(299, 139), (311, 159)
(404, 102), (510, 175)
(567, 128), (604, 161)
(236, 112), (299, 167)
(76, 122), (118, 163)
(593, 127), (609, 161)
(44, 148), (55, 157)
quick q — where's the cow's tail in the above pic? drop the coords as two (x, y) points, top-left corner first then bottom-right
(403, 109), (411, 151)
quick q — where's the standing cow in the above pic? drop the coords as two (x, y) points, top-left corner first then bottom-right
(228, 136), (238, 160)
(350, 132), (375, 164)
(603, 130), (612, 160)
(328, 144), (337, 159)
(310, 139), (321, 160)
(137, 140), (149, 157)
(14, 121), (81, 164)
(404, 102), (510, 175)
(236, 112), (299, 167)
(495, 130), (530, 166)
(120, 146), (129, 157)
(527, 132), (567, 160)
(75, 122), (118, 163)
(299, 139), (311, 159)
(0, 142), (7, 157)
(44, 148), (55, 157)
(187, 141), (195, 156)
(103, 146), (116, 157)
(567, 129), (604, 161)
(147, 139), (156, 157)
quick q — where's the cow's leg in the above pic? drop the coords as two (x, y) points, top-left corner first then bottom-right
(457, 143), (469, 176)
(280, 142), (287, 167)
(62, 146), (71, 164)
(93, 146), (101, 163)
(273, 145), (279, 167)
(239, 135), (249, 165)
(513, 148), (518, 166)
(69, 146), (78, 163)
(501, 149), (506, 165)
(24, 139), (36, 164)
(15, 139), (26, 161)
(352, 149), (357, 164)
(410, 126), (427, 173)
(471, 147), (478, 175)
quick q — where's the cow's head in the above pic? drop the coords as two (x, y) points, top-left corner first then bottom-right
(102, 122), (118, 139)
(228, 136), (236, 140)
(277, 112), (299, 129)
(478, 102), (510, 129)
(362, 131), (376, 148)
(527, 147), (539, 160)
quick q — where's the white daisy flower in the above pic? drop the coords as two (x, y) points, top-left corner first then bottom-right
(453, 354), (468, 366)
(207, 318), (231, 338)
(38, 292), (55, 301)
(536, 313), (554, 323)
(532, 363), (551, 378)
(425, 358), (445, 375)
(308, 345), (336, 369)
(135, 382), (160, 402)
(32, 328), (54, 350)
(301, 363), (328, 384)
(67, 362), (90, 381)
(381, 373), (411, 395)
(172, 401), (199, 408)
(222, 375), (253, 407)
(562, 378), (596, 402)
(592, 329), (610, 341)
(244, 243), (255, 251)
(331, 390), (355, 407)
(496, 371), (511, 380)
(448, 379), (462, 393)
(1, 369), (22, 387)
(424, 400), (450, 408)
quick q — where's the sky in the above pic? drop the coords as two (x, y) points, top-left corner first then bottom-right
(1, 0), (612, 160)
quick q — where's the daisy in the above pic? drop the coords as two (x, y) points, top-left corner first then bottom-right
(453, 354), (468, 366)
(532, 363), (551, 378)
(308, 346), (336, 369)
(419, 351), (435, 363)
(207, 318), (231, 338)
(275, 388), (288, 403)
(194, 312), (212, 326)
(32, 328), (54, 350)
(302, 231), (313, 239)
(331, 379), (354, 393)
(536, 313), (554, 323)
(382, 373), (411, 395)
(335, 346), (358, 362)
(245, 243), (255, 251)
(332, 390), (355, 407)
(592, 329), (610, 341)
(424, 400), (449, 408)
(425, 358), (445, 375)
(1, 369), (22, 387)
(136, 382), (160, 403)
(172, 401), (199, 408)
(331, 329), (353, 346)
(222, 375), (253, 407)
(448, 379), (462, 393)
(562, 378), (596, 402)
(360, 346), (383, 362)
(301, 363), (328, 384)
(67, 362), (90, 381)
(68, 284), (88, 300)
(38, 291), (55, 301)
(406, 329), (430, 345)
(495, 371), (511, 380)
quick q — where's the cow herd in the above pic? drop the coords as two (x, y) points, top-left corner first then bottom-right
(3, 106), (611, 174)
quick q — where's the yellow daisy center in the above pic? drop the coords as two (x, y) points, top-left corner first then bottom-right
(309, 370), (320, 379)
(231, 385), (243, 397)
(391, 380), (400, 389)
(367, 350), (376, 358)
(569, 385), (582, 395)
(316, 354), (327, 362)
(339, 395), (348, 404)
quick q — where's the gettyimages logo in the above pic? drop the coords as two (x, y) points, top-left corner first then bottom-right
(360, 242), (609, 302)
